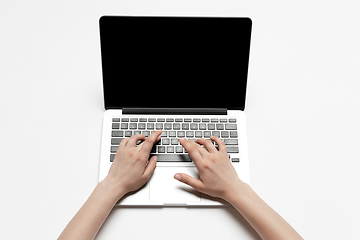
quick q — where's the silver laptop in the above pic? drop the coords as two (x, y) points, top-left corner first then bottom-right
(98, 16), (252, 206)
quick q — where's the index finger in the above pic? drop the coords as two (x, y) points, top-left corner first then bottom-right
(138, 130), (162, 153)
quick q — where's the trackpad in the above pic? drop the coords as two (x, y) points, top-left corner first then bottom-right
(150, 167), (201, 202)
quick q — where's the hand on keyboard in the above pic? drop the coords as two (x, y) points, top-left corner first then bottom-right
(104, 130), (162, 200)
(174, 137), (244, 201)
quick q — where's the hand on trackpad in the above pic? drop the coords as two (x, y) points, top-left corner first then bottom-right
(150, 167), (201, 202)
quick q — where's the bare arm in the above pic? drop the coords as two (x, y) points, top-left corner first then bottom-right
(175, 137), (303, 240)
(58, 130), (162, 240)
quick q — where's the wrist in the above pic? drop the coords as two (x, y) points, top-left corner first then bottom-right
(223, 180), (252, 204)
(96, 179), (127, 205)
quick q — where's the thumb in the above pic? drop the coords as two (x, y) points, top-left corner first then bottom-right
(174, 173), (203, 191)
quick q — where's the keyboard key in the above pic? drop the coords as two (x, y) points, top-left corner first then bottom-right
(190, 123), (198, 130)
(121, 123), (128, 129)
(220, 118), (227, 123)
(225, 124), (237, 130)
(162, 138), (170, 145)
(175, 118), (183, 122)
(216, 123), (224, 130)
(177, 131), (185, 137)
(202, 118), (210, 122)
(224, 139), (238, 145)
(110, 145), (118, 153)
(130, 118), (138, 122)
(230, 131), (238, 138)
(166, 118), (174, 122)
(121, 118), (129, 122)
(111, 138), (124, 145)
(186, 131), (194, 138)
(147, 123), (154, 129)
(155, 123), (163, 129)
(171, 138), (179, 145)
(169, 131), (176, 137)
(195, 131), (202, 138)
(193, 118), (201, 122)
(164, 123), (172, 130)
(149, 154), (192, 162)
(212, 131), (220, 137)
(221, 131), (229, 138)
(199, 123), (207, 130)
(182, 123), (189, 130)
(184, 118), (192, 122)
(110, 154), (116, 162)
(129, 123), (137, 129)
(112, 130), (124, 137)
(231, 157), (240, 162)
(161, 131), (168, 137)
(211, 118), (218, 122)
(142, 130), (150, 137)
(138, 123), (146, 129)
(125, 130), (132, 137)
(157, 118), (165, 122)
(204, 131), (211, 138)
(173, 123), (181, 130)
(139, 118), (147, 122)
(226, 146), (239, 153)
(208, 123), (215, 130)
(148, 118), (156, 122)
(112, 123), (120, 129)
(158, 146), (165, 153)
(229, 118), (237, 123)
(112, 118), (120, 122)
(167, 146), (174, 153)
(176, 146), (183, 153)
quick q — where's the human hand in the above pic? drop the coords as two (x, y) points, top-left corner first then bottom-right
(174, 136), (245, 202)
(103, 130), (162, 201)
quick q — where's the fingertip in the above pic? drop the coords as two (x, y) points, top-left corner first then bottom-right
(210, 136), (218, 140)
(149, 156), (157, 168)
(174, 174), (181, 181)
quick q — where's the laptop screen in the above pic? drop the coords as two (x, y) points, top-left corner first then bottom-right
(100, 16), (252, 110)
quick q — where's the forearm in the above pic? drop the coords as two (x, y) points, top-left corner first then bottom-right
(58, 180), (123, 240)
(226, 183), (303, 240)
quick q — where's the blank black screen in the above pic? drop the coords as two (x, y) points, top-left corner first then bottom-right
(100, 16), (251, 110)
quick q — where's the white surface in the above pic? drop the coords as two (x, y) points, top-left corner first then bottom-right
(0, 0), (359, 239)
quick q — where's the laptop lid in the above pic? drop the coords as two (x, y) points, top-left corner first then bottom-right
(99, 16), (252, 111)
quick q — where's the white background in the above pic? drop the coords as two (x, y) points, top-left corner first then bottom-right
(1, 0), (359, 239)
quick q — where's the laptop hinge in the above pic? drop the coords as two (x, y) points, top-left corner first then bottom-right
(122, 108), (227, 115)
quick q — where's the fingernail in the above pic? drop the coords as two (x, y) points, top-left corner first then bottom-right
(178, 138), (184, 142)
(174, 174), (181, 181)
(153, 156), (157, 161)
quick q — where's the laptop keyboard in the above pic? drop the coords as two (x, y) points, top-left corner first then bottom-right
(110, 117), (240, 163)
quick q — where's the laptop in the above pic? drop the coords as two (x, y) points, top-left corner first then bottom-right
(98, 16), (252, 206)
